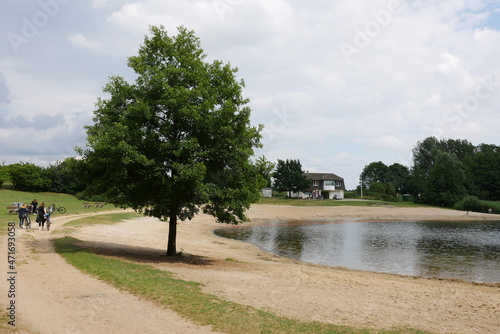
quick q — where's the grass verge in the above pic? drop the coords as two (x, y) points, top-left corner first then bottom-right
(257, 196), (432, 208)
(63, 212), (142, 228)
(0, 311), (18, 332)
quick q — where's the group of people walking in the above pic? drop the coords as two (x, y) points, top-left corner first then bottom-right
(18, 199), (51, 230)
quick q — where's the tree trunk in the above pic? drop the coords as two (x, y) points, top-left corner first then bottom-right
(166, 214), (177, 256)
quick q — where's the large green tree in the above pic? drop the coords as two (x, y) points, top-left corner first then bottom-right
(388, 163), (410, 193)
(272, 159), (310, 197)
(46, 158), (86, 195)
(470, 144), (500, 200)
(361, 161), (390, 188)
(0, 163), (8, 188)
(77, 26), (266, 256)
(7, 162), (51, 192)
(424, 151), (466, 206)
(359, 161), (409, 200)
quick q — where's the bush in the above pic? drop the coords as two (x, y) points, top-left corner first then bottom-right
(0, 165), (7, 188)
(7, 163), (51, 192)
(477, 200), (500, 214)
(454, 195), (485, 212)
(343, 191), (356, 199)
(367, 182), (397, 202)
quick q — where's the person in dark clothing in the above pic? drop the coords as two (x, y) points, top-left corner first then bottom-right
(18, 205), (29, 228)
(31, 199), (38, 213)
(37, 202), (47, 230)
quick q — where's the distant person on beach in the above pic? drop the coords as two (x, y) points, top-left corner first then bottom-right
(37, 202), (47, 230)
(488, 208), (493, 214)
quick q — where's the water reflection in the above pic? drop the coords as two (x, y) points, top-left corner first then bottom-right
(214, 221), (500, 283)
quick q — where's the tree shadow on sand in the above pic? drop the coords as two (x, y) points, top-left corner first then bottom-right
(69, 239), (218, 266)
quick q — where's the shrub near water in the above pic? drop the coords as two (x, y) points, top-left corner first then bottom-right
(454, 195), (500, 213)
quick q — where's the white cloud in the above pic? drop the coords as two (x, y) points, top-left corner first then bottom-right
(68, 33), (102, 51)
(371, 135), (411, 152)
(438, 53), (460, 73)
(107, 2), (148, 33)
(1, 0), (500, 183)
(92, 0), (115, 9)
(0, 71), (10, 105)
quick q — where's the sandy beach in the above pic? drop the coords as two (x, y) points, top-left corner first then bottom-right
(3, 204), (500, 334)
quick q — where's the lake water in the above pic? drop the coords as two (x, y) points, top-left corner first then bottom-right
(214, 220), (500, 283)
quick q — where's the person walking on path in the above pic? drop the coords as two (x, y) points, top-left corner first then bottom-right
(18, 204), (29, 228)
(37, 202), (47, 230)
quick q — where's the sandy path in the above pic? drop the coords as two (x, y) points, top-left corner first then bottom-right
(69, 205), (500, 334)
(0, 213), (218, 334)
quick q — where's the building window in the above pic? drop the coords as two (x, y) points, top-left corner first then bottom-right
(313, 181), (319, 186)
(336, 181), (342, 186)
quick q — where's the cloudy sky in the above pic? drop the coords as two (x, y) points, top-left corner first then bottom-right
(1, 0), (500, 189)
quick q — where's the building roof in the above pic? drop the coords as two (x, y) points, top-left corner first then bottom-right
(304, 172), (344, 181)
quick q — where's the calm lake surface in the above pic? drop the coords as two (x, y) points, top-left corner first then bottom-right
(214, 220), (500, 283)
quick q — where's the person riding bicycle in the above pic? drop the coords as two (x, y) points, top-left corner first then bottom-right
(18, 204), (29, 228)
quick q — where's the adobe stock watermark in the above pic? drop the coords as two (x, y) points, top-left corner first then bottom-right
(340, 0), (402, 64)
(213, 0), (243, 20)
(261, 105), (296, 145)
(7, 0), (72, 54)
(433, 75), (498, 139)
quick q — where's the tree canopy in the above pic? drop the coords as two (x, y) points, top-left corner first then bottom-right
(7, 162), (51, 192)
(361, 136), (500, 207)
(360, 161), (410, 198)
(77, 26), (267, 255)
(272, 159), (310, 196)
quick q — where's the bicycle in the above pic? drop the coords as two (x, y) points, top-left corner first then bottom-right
(23, 214), (31, 229)
(48, 204), (66, 214)
(44, 213), (51, 231)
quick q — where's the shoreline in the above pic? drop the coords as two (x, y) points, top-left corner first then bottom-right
(218, 204), (500, 285)
(246, 204), (499, 222)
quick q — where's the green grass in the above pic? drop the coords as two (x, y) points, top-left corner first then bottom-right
(1, 188), (116, 235)
(0, 311), (17, 332)
(64, 212), (142, 227)
(53, 235), (431, 334)
(52, 212), (142, 235)
(0, 188), (114, 215)
(258, 196), (430, 208)
(479, 200), (500, 213)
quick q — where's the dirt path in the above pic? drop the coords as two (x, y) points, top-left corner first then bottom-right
(0, 213), (218, 334)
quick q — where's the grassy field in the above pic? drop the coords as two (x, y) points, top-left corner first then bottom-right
(0, 188), (114, 215)
(1, 188), (115, 235)
(257, 196), (431, 208)
(52, 214), (432, 334)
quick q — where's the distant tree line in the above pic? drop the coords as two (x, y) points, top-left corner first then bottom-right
(3, 136), (498, 213)
(360, 137), (500, 209)
(0, 158), (86, 196)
